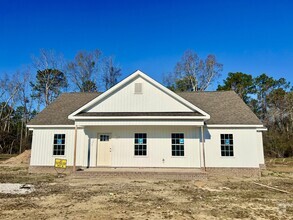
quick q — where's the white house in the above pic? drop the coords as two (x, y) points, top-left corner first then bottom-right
(27, 70), (266, 176)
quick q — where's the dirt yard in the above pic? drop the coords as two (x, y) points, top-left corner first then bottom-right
(0, 159), (293, 219)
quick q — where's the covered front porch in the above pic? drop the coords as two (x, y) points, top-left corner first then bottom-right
(72, 121), (207, 172)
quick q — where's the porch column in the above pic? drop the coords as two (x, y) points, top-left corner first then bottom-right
(201, 125), (206, 171)
(73, 125), (77, 172)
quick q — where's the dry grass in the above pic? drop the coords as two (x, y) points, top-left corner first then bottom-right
(0, 154), (17, 162)
(0, 162), (292, 219)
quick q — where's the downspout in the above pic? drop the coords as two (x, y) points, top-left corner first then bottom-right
(201, 125), (206, 171)
(73, 125), (77, 172)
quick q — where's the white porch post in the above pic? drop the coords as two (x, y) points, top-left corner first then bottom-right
(73, 125), (77, 172)
(201, 125), (206, 171)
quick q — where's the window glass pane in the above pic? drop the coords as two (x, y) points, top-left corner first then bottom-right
(220, 134), (233, 157)
(53, 134), (65, 156)
(134, 133), (147, 156)
(171, 133), (184, 157)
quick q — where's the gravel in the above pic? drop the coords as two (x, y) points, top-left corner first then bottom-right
(0, 183), (34, 194)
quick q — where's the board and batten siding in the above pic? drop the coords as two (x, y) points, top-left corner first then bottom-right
(84, 126), (201, 168)
(204, 128), (263, 168)
(30, 128), (86, 166)
(256, 131), (265, 165)
(85, 76), (193, 113)
(30, 126), (264, 169)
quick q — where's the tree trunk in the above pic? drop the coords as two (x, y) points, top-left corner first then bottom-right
(19, 118), (24, 154)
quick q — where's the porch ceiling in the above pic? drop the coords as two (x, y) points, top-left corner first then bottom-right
(75, 119), (205, 126)
(77, 112), (203, 117)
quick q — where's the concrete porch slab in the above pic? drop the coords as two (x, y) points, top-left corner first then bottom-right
(81, 167), (203, 173)
(74, 167), (207, 180)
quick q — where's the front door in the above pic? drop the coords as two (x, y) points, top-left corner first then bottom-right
(97, 134), (111, 166)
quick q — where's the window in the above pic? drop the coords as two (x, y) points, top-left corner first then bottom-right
(53, 134), (65, 156)
(134, 133), (147, 156)
(221, 134), (234, 156)
(171, 133), (184, 156)
(100, 135), (109, 142)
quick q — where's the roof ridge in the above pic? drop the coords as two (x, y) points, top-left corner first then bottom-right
(176, 90), (236, 94)
(61, 92), (103, 95)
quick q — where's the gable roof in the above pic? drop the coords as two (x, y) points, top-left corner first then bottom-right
(68, 70), (210, 120)
(28, 91), (262, 126)
(28, 93), (101, 125)
(178, 91), (262, 125)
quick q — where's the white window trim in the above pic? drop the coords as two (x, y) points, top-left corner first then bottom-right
(52, 134), (66, 157)
(220, 134), (234, 157)
(171, 132), (185, 157)
(134, 132), (148, 157)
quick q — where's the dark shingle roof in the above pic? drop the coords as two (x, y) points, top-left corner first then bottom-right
(28, 91), (262, 125)
(177, 91), (262, 125)
(28, 93), (101, 125)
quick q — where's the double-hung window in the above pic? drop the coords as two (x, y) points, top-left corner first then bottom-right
(134, 133), (147, 156)
(53, 134), (65, 156)
(171, 133), (184, 156)
(220, 134), (234, 156)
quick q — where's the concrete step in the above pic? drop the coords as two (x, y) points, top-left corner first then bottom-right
(73, 167), (207, 180)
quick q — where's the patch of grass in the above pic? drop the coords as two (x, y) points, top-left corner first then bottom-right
(0, 200), (40, 210)
(0, 154), (18, 161)
(0, 166), (55, 184)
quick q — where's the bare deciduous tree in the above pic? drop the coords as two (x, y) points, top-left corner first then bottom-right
(67, 50), (101, 92)
(32, 49), (64, 71)
(31, 49), (66, 107)
(168, 50), (223, 91)
(102, 56), (122, 90)
(30, 69), (67, 106)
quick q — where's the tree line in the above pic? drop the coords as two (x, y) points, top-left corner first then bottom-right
(0, 49), (292, 158)
(166, 50), (293, 158)
(0, 49), (121, 154)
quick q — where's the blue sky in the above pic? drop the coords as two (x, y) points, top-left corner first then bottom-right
(0, 0), (292, 90)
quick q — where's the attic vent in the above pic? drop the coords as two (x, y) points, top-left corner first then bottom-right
(134, 83), (142, 94)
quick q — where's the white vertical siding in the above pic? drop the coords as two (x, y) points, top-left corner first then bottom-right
(256, 131), (265, 165)
(30, 128), (85, 166)
(30, 126), (264, 169)
(85, 76), (193, 112)
(85, 126), (201, 168)
(204, 128), (261, 168)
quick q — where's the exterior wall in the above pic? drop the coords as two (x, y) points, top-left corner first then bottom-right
(30, 126), (265, 171)
(85, 76), (193, 112)
(204, 128), (264, 168)
(30, 128), (86, 166)
(256, 131), (265, 166)
(84, 126), (201, 168)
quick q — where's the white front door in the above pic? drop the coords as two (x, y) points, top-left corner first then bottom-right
(97, 134), (111, 166)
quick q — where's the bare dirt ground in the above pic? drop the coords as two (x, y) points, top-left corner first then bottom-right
(0, 159), (293, 219)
